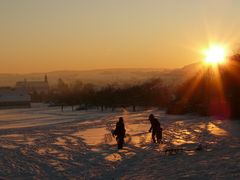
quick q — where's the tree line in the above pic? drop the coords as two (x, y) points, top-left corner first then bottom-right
(45, 78), (171, 111)
(32, 51), (240, 119)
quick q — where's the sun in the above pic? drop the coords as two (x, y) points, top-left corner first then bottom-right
(204, 45), (227, 65)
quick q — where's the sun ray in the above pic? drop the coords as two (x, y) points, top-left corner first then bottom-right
(178, 66), (205, 105)
(207, 65), (231, 119)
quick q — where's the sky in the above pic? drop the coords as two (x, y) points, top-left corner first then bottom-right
(1, 0), (240, 73)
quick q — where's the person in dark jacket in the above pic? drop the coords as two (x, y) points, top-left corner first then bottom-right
(148, 114), (162, 144)
(113, 117), (126, 149)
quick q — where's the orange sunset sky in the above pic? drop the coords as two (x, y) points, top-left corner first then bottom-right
(1, 0), (240, 73)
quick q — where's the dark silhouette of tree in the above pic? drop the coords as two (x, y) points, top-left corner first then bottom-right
(221, 53), (240, 118)
(47, 78), (171, 112)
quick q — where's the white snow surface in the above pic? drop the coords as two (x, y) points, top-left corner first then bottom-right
(0, 103), (240, 179)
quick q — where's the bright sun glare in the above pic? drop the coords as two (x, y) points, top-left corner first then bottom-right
(204, 45), (227, 65)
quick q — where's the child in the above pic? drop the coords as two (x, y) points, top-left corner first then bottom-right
(113, 117), (126, 149)
(148, 114), (162, 143)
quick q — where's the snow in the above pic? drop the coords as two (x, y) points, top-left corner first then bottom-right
(0, 104), (240, 179)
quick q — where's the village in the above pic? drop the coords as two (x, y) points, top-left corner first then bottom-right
(0, 75), (49, 109)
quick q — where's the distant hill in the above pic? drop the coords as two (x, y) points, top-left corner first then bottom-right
(0, 63), (203, 87)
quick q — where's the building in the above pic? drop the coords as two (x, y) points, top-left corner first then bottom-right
(0, 87), (31, 109)
(16, 75), (49, 94)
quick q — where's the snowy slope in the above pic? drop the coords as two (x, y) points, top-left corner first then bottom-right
(0, 104), (239, 179)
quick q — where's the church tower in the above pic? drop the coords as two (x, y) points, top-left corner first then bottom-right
(44, 74), (48, 83)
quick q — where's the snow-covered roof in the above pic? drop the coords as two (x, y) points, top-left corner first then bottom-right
(0, 88), (31, 102)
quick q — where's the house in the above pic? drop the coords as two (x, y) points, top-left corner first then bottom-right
(0, 87), (31, 109)
(16, 75), (49, 94)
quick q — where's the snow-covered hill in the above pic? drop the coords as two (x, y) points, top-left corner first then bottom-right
(0, 104), (239, 179)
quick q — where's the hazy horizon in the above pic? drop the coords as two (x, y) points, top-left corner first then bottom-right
(1, 0), (240, 73)
(0, 65), (186, 75)
(0, 62), (202, 88)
